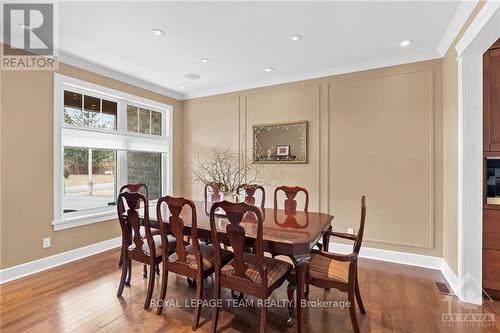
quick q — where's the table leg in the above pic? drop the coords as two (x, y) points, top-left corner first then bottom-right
(292, 254), (310, 333)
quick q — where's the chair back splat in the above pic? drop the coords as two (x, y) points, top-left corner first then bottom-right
(210, 201), (265, 284)
(117, 191), (154, 256)
(237, 184), (266, 212)
(157, 196), (201, 267)
(274, 185), (309, 213)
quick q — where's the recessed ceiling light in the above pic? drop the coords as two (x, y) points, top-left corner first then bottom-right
(19, 23), (33, 31)
(152, 28), (165, 36)
(264, 67), (274, 72)
(179, 86), (185, 90)
(185, 73), (200, 80)
(400, 40), (412, 47)
(291, 34), (302, 41)
(201, 58), (210, 63)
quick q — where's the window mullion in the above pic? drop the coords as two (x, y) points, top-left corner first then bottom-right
(117, 150), (127, 194)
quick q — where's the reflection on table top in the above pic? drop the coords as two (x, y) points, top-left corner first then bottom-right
(140, 201), (334, 246)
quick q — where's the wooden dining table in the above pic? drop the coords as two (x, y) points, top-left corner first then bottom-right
(144, 200), (334, 332)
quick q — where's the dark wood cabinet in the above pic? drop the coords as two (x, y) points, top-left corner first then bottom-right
(483, 38), (500, 299)
(483, 209), (500, 251)
(484, 40), (500, 152)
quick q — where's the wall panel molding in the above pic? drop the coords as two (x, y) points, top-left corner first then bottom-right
(327, 68), (435, 250)
(181, 59), (442, 257)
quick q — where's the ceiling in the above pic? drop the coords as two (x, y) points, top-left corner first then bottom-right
(9, 1), (463, 99)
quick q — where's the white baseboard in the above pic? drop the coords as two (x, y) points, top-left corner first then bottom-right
(330, 242), (442, 270)
(0, 237), (121, 284)
(330, 242), (459, 294)
(440, 259), (459, 296)
(0, 237), (459, 292)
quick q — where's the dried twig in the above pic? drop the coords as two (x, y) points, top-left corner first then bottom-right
(191, 143), (282, 193)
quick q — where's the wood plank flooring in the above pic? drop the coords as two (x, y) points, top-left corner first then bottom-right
(1, 249), (499, 332)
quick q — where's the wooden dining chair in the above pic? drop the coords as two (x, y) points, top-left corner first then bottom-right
(155, 196), (233, 330)
(274, 185), (331, 251)
(118, 183), (160, 278)
(210, 201), (293, 333)
(273, 185), (309, 213)
(119, 182), (148, 198)
(116, 191), (177, 309)
(287, 195), (367, 333)
(204, 182), (223, 215)
(237, 184), (265, 212)
(272, 185), (311, 256)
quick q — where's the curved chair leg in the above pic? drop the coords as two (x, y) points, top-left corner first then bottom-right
(211, 275), (221, 333)
(348, 286), (360, 333)
(193, 278), (204, 330)
(259, 304), (267, 333)
(144, 263), (156, 309)
(286, 282), (296, 326)
(118, 247), (124, 267)
(125, 258), (132, 286)
(355, 271), (366, 314)
(156, 269), (169, 314)
(117, 256), (128, 297)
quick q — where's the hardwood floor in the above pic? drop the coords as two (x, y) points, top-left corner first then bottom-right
(1, 249), (498, 333)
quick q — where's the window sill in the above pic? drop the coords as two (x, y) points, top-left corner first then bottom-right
(52, 210), (117, 231)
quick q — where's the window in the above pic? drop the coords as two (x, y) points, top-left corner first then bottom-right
(127, 151), (162, 200)
(64, 90), (117, 129)
(63, 147), (117, 213)
(53, 74), (172, 231)
(126, 105), (162, 136)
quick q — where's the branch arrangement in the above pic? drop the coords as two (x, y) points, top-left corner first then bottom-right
(191, 143), (282, 194)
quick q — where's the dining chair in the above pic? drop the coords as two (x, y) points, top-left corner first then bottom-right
(118, 183), (148, 266)
(210, 201), (293, 333)
(287, 195), (367, 333)
(273, 185), (309, 213)
(116, 191), (177, 309)
(204, 182), (222, 215)
(236, 184), (265, 212)
(274, 185), (331, 251)
(272, 185), (312, 256)
(155, 196), (233, 330)
(118, 183), (160, 278)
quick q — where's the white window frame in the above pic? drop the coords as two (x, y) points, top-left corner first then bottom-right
(52, 73), (173, 231)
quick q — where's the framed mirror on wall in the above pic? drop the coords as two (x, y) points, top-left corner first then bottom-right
(253, 121), (308, 164)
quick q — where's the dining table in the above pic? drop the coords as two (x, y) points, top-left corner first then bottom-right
(144, 200), (334, 333)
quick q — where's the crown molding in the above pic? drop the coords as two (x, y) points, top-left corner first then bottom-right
(59, 51), (441, 101)
(58, 51), (182, 100)
(436, 0), (478, 56)
(182, 52), (440, 100)
(455, 1), (500, 57)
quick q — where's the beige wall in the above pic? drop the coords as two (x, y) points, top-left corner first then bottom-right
(182, 59), (444, 257)
(442, 1), (485, 275)
(0, 2), (483, 270)
(0, 60), (182, 269)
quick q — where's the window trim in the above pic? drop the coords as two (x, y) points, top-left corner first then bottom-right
(53, 73), (173, 231)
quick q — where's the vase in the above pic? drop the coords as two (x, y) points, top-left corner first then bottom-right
(221, 191), (239, 203)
